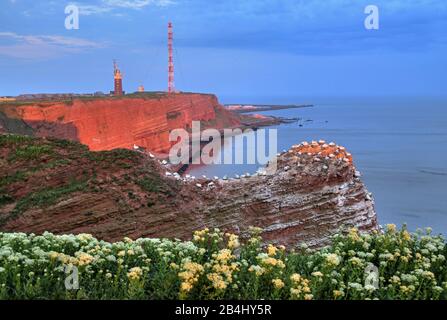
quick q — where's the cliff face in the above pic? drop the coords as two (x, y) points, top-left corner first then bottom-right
(0, 135), (377, 248)
(0, 94), (241, 153)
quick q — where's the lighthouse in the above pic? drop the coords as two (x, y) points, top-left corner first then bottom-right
(113, 60), (123, 96)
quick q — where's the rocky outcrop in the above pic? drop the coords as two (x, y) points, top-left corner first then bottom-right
(0, 93), (241, 153)
(0, 135), (377, 248)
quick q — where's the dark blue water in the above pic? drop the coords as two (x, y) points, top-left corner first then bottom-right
(187, 97), (447, 235)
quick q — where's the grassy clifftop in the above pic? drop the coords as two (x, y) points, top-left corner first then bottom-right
(0, 134), (178, 228)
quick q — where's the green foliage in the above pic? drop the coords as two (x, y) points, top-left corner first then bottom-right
(46, 137), (84, 150)
(86, 148), (140, 164)
(42, 159), (72, 169)
(0, 134), (34, 147)
(136, 177), (160, 193)
(0, 171), (27, 188)
(9, 145), (53, 161)
(0, 225), (445, 300)
(6, 180), (88, 221)
(0, 192), (14, 206)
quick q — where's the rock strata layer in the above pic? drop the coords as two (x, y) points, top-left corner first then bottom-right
(0, 135), (377, 248)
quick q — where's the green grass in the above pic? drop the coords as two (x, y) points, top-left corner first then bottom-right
(86, 148), (140, 164)
(0, 134), (34, 147)
(0, 179), (89, 227)
(0, 171), (28, 188)
(136, 177), (160, 193)
(12, 179), (88, 214)
(0, 192), (14, 206)
(41, 159), (72, 169)
(9, 145), (53, 161)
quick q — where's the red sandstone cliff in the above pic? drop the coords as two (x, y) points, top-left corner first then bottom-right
(0, 93), (241, 153)
(0, 134), (377, 248)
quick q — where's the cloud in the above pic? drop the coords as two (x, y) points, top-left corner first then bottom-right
(71, 0), (175, 16)
(0, 32), (104, 59)
(169, 0), (447, 55)
(103, 0), (175, 9)
(75, 4), (113, 16)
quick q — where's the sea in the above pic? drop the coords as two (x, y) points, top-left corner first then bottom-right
(186, 96), (447, 235)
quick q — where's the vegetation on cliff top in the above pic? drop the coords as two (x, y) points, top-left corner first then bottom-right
(0, 225), (445, 300)
(0, 91), (215, 108)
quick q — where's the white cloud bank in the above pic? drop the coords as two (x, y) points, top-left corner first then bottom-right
(0, 32), (104, 59)
(73, 0), (175, 16)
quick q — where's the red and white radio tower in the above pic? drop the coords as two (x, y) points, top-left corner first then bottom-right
(168, 22), (175, 94)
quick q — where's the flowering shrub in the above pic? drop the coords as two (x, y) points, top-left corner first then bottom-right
(0, 225), (446, 300)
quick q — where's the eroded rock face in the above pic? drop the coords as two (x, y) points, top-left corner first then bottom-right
(0, 135), (377, 248)
(160, 140), (377, 247)
(0, 94), (241, 153)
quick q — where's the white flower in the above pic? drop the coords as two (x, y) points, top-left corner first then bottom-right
(364, 284), (377, 292)
(348, 282), (363, 291)
(433, 286), (443, 293)
(325, 254), (341, 267)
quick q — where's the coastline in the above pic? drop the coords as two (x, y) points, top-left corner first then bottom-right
(225, 103), (313, 113)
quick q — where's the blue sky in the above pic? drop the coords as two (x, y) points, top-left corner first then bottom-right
(0, 0), (446, 101)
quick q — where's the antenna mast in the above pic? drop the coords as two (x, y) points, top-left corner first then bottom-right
(168, 22), (175, 94)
